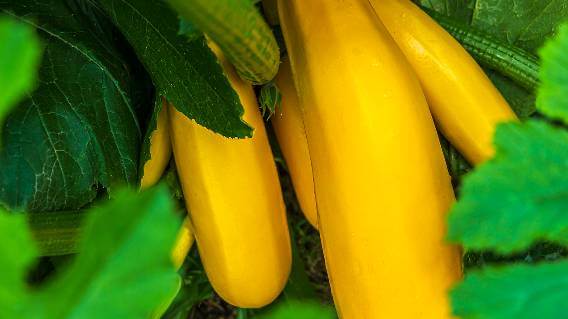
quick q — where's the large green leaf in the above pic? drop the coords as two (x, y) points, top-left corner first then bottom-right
(95, 0), (253, 138)
(0, 186), (182, 318)
(0, 0), (142, 212)
(0, 211), (37, 318)
(0, 17), (42, 128)
(451, 260), (568, 319)
(538, 23), (568, 124)
(471, 0), (568, 52)
(448, 121), (568, 253)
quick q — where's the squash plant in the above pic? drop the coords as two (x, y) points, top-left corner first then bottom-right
(0, 0), (566, 318)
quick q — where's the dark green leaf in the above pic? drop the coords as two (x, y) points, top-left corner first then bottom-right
(0, 0), (142, 211)
(413, 0), (475, 23)
(96, 0), (252, 138)
(0, 17), (42, 124)
(471, 0), (568, 52)
(451, 260), (568, 319)
(448, 121), (568, 253)
(538, 23), (568, 124)
(139, 95), (164, 182)
(178, 18), (201, 42)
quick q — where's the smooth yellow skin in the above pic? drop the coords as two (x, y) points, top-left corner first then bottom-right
(168, 48), (291, 308)
(271, 59), (318, 229)
(279, 0), (462, 318)
(370, 0), (518, 164)
(140, 99), (172, 188)
(172, 217), (195, 269)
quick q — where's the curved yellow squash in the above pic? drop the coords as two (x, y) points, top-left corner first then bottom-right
(370, 0), (518, 164)
(278, 0), (462, 318)
(138, 103), (193, 270)
(171, 217), (194, 269)
(168, 48), (291, 308)
(271, 59), (318, 229)
(140, 98), (172, 188)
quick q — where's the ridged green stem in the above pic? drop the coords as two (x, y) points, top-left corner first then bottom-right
(27, 210), (88, 256)
(423, 7), (540, 91)
(168, 0), (280, 84)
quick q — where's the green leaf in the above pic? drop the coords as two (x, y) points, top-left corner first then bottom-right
(0, 211), (37, 318)
(538, 23), (568, 124)
(413, 0), (475, 23)
(451, 260), (568, 319)
(448, 120), (568, 253)
(0, 0), (143, 212)
(178, 18), (201, 42)
(257, 301), (336, 319)
(31, 186), (181, 318)
(162, 249), (213, 319)
(96, 0), (252, 138)
(470, 0), (568, 53)
(139, 95), (164, 181)
(416, 0), (568, 118)
(0, 17), (42, 125)
(259, 82), (282, 119)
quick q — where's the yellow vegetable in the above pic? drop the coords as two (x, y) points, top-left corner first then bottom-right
(271, 59), (318, 229)
(138, 102), (192, 270)
(140, 98), (172, 189)
(168, 45), (291, 308)
(278, 0), (462, 318)
(171, 217), (194, 269)
(370, 0), (518, 164)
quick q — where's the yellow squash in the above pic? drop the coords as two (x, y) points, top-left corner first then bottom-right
(370, 0), (518, 164)
(140, 98), (172, 188)
(278, 0), (462, 318)
(271, 59), (318, 229)
(138, 102), (193, 270)
(168, 46), (291, 308)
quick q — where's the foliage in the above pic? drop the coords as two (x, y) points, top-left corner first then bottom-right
(0, 185), (181, 318)
(0, 16), (42, 131)
(0, 0), (143, 211)
(448, 22), (568, 319)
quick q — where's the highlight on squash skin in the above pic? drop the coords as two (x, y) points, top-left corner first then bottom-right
(140, 98), (172, 189)
(271, 59), (318, 229)
(168, 44), (291, 308)
(171, 217), (195, 269)
(278, 0), (462, 318)
(370, 0), (518, 165)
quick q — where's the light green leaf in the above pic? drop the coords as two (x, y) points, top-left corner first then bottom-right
(0, 17), (41, 124)
(538, 23), (568, 124)
(258, 301), (336, 319)
(0, 186), (182, 318)
(96, 0), (252, 138)
(31, 186), (181, 318)
(0, 211), (37, 318)
(451, 260), (568, 319)
(448, 121), (568, 253)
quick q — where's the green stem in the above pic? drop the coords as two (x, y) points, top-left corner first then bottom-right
(422, 7), (540, 91)
(168, 0), (279, 85)
(27, 210), (88, 256)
